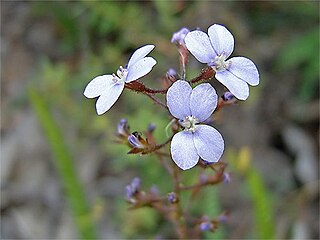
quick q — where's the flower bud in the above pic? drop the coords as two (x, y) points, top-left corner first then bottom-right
(167, 192), (179, 204)
(199, 221), (213, 232)
(117, 118), (130, 136)
(128, 132), (145, 149)
(171, 27), (190, 46)
(221, 91), (235, 102)
(148, 123), (156, 133)
(223, 172), (231, 183)
(125, 177), (141, 200)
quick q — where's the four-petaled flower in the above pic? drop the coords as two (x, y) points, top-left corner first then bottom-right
(166, 80), (224, 170)
(84, 45), (157, 115)
(185, 24), (259, 100)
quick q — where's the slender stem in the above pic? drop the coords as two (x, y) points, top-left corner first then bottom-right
(146, 94), (168, 109)
(172, 167), (188, 239)
(190, 67), (215, 84)
(125, 81), (167, 94)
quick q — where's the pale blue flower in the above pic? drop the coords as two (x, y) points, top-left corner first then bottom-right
(84, 45), (157, 115)
(166, 80), (224, 170)
(185, 24), (259, 100)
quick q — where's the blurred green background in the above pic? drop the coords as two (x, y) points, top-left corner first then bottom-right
(1, 1), (319, 239)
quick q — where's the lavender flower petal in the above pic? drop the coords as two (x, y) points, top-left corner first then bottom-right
(166, 80), (192, 119)
(208, 24), (234, 58)
(193, 125), (224, 163)
(83, 75), (114, 98)
(184, 30), (216, 64)
(215, 70), (250, 100)
(171, 131), (199, 170)
(126, 57), (157, 83)
(127, 45), (155, 69)
(190, 83), (218, 122)
(95, 82), (124, 115)
(227, 57), (259, 86)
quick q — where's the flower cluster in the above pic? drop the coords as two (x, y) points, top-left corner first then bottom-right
(84, 23), (259, 238)
(84, 23), (259, 171)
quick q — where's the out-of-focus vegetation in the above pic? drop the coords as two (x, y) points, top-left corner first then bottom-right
(2, 1), (319, 239)
(29, 88), (97, 239)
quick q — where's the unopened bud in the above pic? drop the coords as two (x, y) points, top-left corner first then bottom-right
(117, 118), (130, 136)
(128, 132), (145, 149)
(200, 221), (213, 232)
(125, 177), (141, 200)
(167, 192), (179, 204)
(221, 91), (235, 102)
(171, 27), (190, 46)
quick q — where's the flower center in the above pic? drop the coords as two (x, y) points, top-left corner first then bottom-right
(211, 54), (230, 72)
(179, 116), (199, 133)
(112, 66), (128, 84)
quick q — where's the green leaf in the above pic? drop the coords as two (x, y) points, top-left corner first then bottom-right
(28, 87), (97, 239)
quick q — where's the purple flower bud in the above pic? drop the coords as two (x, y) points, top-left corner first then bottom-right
(223, 172), (231, 183)
(218, 213), (228, 224)
(200, 174), (208, 183)
(171, 27), (190, 46)
(128, 132), (145, 149)
(221, 92), (235, 102)
(117, 118), (130, 136)
(167, 192), (178, 203)
(125, 177), (141, 199)
(131, 177), (141, 190)
(200, 221), (213, 231)
(167, 68), (177, 77)
(148, 123), (156, 133)
(125, 185), (134, 199)
(150, 185), (159, 196)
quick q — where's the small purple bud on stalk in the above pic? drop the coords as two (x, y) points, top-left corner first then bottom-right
(171, 28), (190, 79)
(223, 172), (231, 183)
(199, 221), (213, 232)
(217, 212), (229, 224)
(150, 185), (159, 196)
(131, 177), (141, 190)
(166, 68), (178, 83)
(117, 118), (130, 137)
(171, 27), (190, 46)
(125, 177), (141, 201)
(167, 68), (177, 77)
(221, 92), (235, 102)
(167, 192), (179, 204)
(216, 91), (237, 111)
(128, 132), (146, 149)
(148, 123), (156, 133)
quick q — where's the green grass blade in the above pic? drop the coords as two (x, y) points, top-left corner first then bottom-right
(28, 87), (97, 239)
(246, 168), (275, 239)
